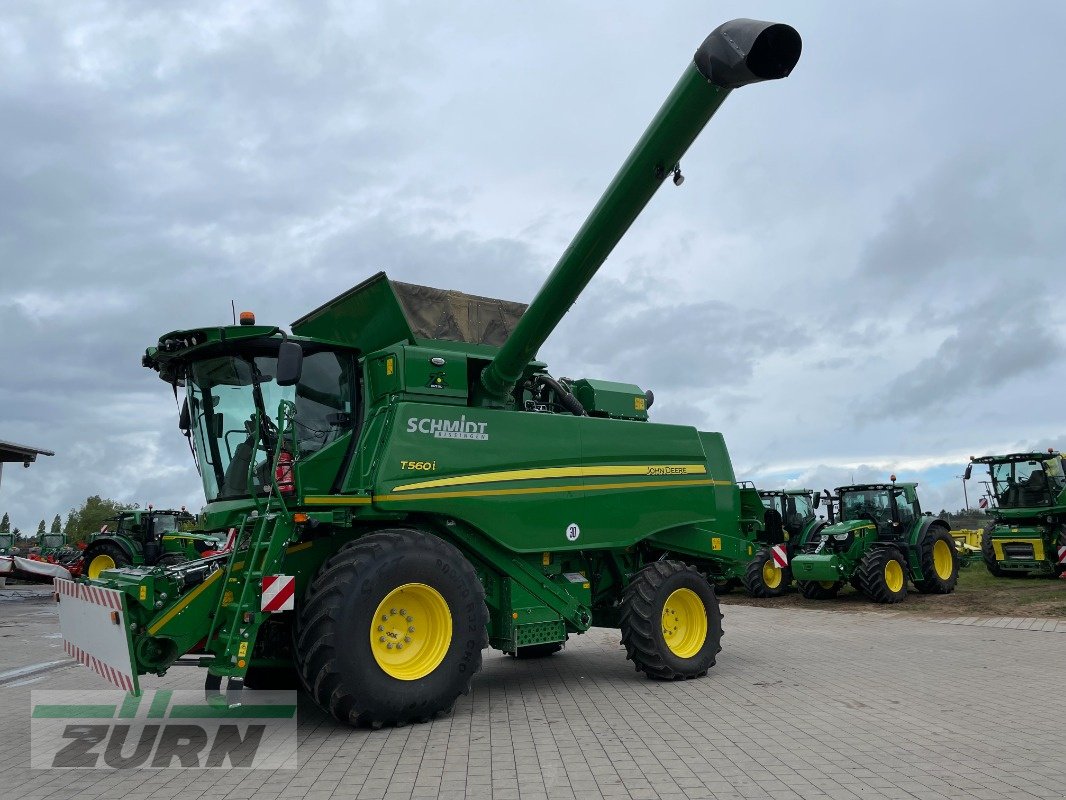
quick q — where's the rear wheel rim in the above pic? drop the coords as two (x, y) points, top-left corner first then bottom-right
(88, 554), (116, 580)
(661, 588), (707, 658)
(762, 560), (783, 589)
(818, 581), (836, 590)
(932, 539), (953, 579)
(370, 583), (453, 681)
(884, 559), (904, 593)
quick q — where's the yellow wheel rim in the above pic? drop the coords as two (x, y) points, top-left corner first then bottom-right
(88, 554), (116, 580)
(884, 559), (904, 593)
(819, 581), (837, 589)
(661, 588), (707, 659)
(370, 583), (452, 681)
(762, 560), (783, 589)
(932, 539), (953, 580)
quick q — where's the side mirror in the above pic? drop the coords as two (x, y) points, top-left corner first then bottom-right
(963, 464), (972, 481)
(812, 492), (821, 509)
(276, 341), (304, 387)
(212, 413), (224, 439)
(178, 398), (191, 434)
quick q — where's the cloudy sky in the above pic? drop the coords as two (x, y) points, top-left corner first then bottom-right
(2, 0), (1065, 530)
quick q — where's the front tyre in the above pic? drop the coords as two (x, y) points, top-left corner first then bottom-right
(83, 540), (132, 580)
(294, 529), (488, 727)
(743, 546), (790, 598)
(858, 548), (908, 603)
(620, 561), (723, 680)
(913, 527), (959, 594)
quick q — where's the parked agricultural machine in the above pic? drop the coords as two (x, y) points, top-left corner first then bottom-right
(82, 507), (219, 579)
(966, 451), (1066, 577)
(740, 489), (826, 597)
(56, 18), (802, 726)
(790, 479), (958, 603)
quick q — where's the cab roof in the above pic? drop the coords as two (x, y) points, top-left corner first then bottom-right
(836, 483), (917, 493)
(971, 452), (1061, 464)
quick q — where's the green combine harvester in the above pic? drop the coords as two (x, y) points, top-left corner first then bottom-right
(56, 18), (802, 727)
(741, 489), (826, 597)
(966, 450), (1066, 577)
(790, 478), (958, 603)
(82, 507), (216, 579)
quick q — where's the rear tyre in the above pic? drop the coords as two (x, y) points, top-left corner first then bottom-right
(83, 540), (132, 580)
(512, 641), (564, 659)
(797, 580), (842, 600)
(620, 561), (723, 680)
(743, 547), (790, 598)
(155, 553), (187, 568)
(294, 529), (488, 727)
(858, 548), (908, 603)
(913, 527), (959, 594)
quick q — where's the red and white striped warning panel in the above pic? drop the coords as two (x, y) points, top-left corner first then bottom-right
(54, 578), (139, 694)
(771, 543), (789, 568)
(261, 575), (296, 612)
(1058, 545), (1066, 565)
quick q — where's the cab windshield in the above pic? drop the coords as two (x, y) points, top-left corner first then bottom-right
(991, 458), (1065, 508)
(839, 490), (892, 524)
(186, 348), (352, 502)
(152, 514), (182, 534)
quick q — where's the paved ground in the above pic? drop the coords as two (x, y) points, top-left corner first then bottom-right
(1, 585), (1065, 800)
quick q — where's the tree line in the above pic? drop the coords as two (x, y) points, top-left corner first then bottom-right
(0, 496), (134, 546)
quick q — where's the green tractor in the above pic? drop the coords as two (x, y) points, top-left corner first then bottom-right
(82, 507), (218, 579)
(741, 489), (826, 597)
(790, 478), (958, 603)
(57, 18), (803, 726)
(966, 450), (1066, 578)
(0, 531), (14, 555)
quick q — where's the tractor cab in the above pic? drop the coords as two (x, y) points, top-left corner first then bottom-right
(757, 489), (817, 539)
(836, 482), (919, 540)
(973, 453), (1066, 509)
(0, 532), (13, 554)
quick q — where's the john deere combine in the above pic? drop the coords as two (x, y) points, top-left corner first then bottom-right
(742, 489), (825, 597)
(966, 451), (1066, 577)
(82, 507), (215, 579)
(790, 479), (958, 603)
(56, 18), (802, 727)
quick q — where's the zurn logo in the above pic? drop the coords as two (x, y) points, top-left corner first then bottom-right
(407, 415), (489, 441)
(31, 690), (296, 770)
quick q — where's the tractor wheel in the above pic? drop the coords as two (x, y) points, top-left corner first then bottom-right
(797, 580), (842, 600)
(513, 641), (565, 659)
(83, 540), (131, 580)
(981, 528), (1009, 577)
(620, 561), (723, 680)
(858, 548), (908, 603)
(155, 553), (187, 568)
(913, 527), (959, 594)
(742, 547), (790, 598)
(294, 529), (488, 727)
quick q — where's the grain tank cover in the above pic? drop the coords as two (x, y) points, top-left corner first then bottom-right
(292, 271), (528, 353)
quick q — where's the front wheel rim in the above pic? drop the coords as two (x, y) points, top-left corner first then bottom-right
(661, 588), (708, 658)
(762, 560), (783, 589)
(88, 554), (116, 580)
(370, 583), (453, 681)
(884, 559), (905, 593)
(932, 539), (953, 579)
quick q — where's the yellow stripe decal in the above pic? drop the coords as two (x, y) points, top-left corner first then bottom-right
(303, 496), (372, 506)
(393, 464), (708, 493)
(148, 568), (223, 635)
(376, 477), (724, 502)
(286, 541), (313, 554)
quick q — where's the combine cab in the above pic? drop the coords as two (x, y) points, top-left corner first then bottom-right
(57, 18), (803, 727)
(790, 479), (958, 603)
(966, 451), (1066, 577)
(83, 508), (214, 579)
